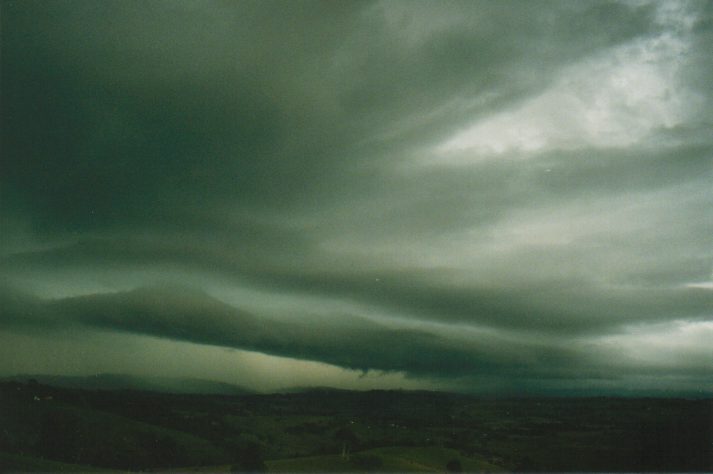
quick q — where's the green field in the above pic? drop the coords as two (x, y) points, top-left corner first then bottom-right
(0, 452), (116, 472)
(266, 446), (502, 472)
(1, 381), (711, 472)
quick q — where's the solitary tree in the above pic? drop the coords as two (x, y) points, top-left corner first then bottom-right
(335, 427), (359, 460)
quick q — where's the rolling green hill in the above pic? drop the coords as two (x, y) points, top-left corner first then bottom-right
(267, 446), (504, 472)
(0, 452), (116, 472)
(1, 380), (711, 472)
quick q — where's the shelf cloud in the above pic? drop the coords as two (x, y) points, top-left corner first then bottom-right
(2, 0), (712, 395)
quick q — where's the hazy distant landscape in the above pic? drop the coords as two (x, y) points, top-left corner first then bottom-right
(1, 378), (711, 472)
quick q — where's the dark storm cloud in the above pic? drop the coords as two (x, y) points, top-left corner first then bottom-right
(1, 0), (712, 393)
(0, 284), (589, 379)
(3, 218), (712, 337)
(2, 284), (709, 393)
(1, 0), (658, 234)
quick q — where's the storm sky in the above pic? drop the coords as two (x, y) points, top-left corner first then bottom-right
(1, 0), (712, 395)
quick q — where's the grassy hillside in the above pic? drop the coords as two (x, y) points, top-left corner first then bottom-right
(0, 382), (228, 470)
(0, 452), (116, 472)
(267, 446), (504, 472)
(1, 380), (711, 472)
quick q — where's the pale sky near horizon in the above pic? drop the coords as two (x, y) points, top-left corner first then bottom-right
(1, 0), (712, 395)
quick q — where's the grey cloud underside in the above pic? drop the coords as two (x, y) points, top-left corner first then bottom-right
(3, 235), (713, 336)
(0, 285), (588, 379)
(1, 0), (659, 233)
(2, 284), (708, 390)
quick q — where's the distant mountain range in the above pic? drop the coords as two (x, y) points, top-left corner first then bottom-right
(0, 373), (253, 395)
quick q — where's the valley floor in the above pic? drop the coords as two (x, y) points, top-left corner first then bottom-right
(1, 381), (711, 472)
